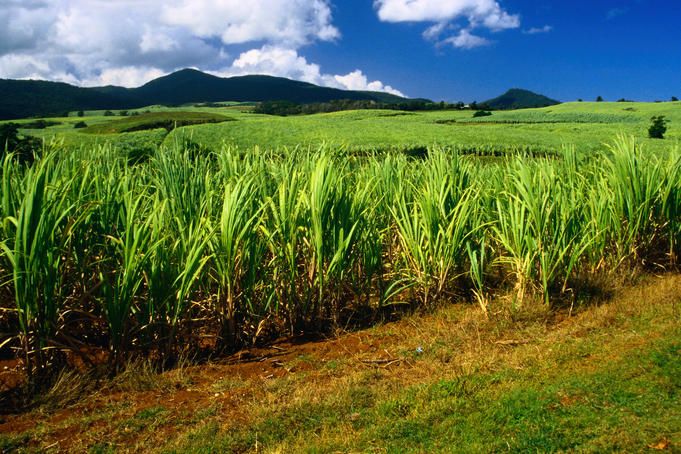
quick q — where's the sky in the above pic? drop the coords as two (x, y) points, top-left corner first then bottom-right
(1, 0), (679, 102)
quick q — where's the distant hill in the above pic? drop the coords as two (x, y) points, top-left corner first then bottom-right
(0, 68), (412, 120)
(483, 88), (560, 110)
(0, 79), (137, 120)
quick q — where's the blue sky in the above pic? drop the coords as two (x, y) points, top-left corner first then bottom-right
(1, 0), (679, 102)
(311, 0), (681, 101)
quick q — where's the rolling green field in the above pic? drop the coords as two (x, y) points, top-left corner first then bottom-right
(170, 102), (681, 154)
(4, 101), (680, 155)
(3, 104), (254, 149)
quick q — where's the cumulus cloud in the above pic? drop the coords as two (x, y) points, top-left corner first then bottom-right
(226, 46), (325, 84)
(0, 0), (403, 96)
(0, 0), (229, 86)
(140, 28), (180, 54)
(333, 70), (403, 96)
(375, 0), (519, 48)
(0, 54), (77, 84)
(375, 0), (517, 27)
(84, 67), (168, 88)
(163, 0), (339, 47)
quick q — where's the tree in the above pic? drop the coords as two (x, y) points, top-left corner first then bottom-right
(77, 110), (85, 117)
(74, 121), (87, 129)
(0, 123), (20, 152)
(473, 110), (492, 118)
(104, 110), (114, 116)
(648, 116), (669, 139)
(596, 96), (604, 102)
(254, 100), (301, 116)
(672, 96), (679, 102)
(0, 123), (39, 163)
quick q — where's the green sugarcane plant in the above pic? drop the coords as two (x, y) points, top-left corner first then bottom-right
(0, 152), (76, 384)
(211, 175), (260, 347)
(306, 154), (360, 324)
(261, 161), (307, 330)
(99, 184), (157, 372)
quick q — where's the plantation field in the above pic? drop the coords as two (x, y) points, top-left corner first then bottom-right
(170, 102), (681, 154)
(1, 102), (680, 451)
(1, 133), (679, 372)
(3, 101), (680, 155)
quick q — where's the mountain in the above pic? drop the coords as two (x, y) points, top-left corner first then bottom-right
(136, 69), (409, 105)
(482, 88), (560, 110)
(0, 68), (411, 120)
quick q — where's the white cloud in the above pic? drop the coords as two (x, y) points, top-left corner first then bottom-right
(0, 0), (229, 85)
(0, 54), (65, 82)
(214, 46), (405, 97)
(0, 0), (406, 97)
(441, 29), (491, 49)
(375, 0), (519, 48)
(333, 70), (404, 96)
(140, 29), (180, 54)
(162, 0), (339, 47)
(375, 0), (519, 28)
(0, 0), (403, 95)
(523, 25), (553, 35)
(83, 67), (168, 88)
(423, 22), (449, 40)
(227, 46), (324, 84)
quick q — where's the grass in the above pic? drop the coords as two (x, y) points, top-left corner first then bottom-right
(0, 273), (678, 452)
(166, 276), (680, 453)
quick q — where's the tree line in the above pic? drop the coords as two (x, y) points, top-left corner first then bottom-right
(253, 99), (490, 116)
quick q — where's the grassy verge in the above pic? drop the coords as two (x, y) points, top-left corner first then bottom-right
(1, 274), (679, 453)
(250, 330), (680, 453)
